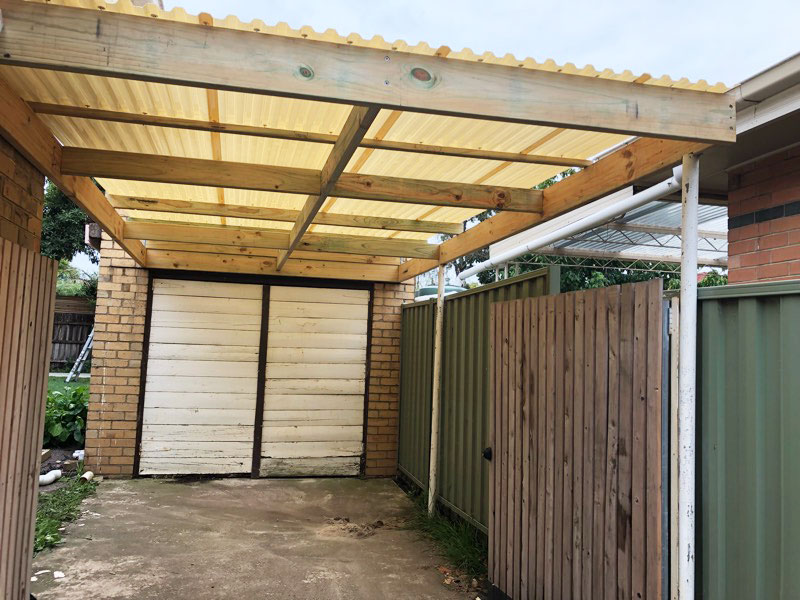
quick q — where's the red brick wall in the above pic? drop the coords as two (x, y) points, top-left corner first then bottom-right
(85, 250), (411, 478)
(728, 148), (800, 283)
(85, 235), (148, 477)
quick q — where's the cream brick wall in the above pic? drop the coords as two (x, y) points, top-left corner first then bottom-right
(84, 234), (148, 476)
(364, 281), (415, 477)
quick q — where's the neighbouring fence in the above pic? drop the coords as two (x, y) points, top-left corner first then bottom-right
(698, 281), (800, 600)
(488, 280), (665, 600)
(398, 267), (558, 530)
(0, 239), (58, 599)
(50, 295), (94, 368)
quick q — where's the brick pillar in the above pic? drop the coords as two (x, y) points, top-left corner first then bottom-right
(364, 281), (415, 477)
(728, 148), (800, 283)
(85, 234), (148, 477)
(0, 135), (45, 249)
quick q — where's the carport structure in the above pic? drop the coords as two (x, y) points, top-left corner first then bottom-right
(0, 0), (734, 598)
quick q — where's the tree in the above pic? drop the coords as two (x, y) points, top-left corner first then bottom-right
(41, 181), (98, 263)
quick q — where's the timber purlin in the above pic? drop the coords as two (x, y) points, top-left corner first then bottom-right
(488, 279), (664, 599)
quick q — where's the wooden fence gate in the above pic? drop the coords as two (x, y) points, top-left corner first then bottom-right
(489, 279), (664, 600)
(0, 239), (58, 599)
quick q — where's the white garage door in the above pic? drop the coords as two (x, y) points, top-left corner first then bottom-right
(139, 279), (262, 475)
(259, 286), (369, 476)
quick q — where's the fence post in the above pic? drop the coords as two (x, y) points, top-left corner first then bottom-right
(427, 264), (445, 514)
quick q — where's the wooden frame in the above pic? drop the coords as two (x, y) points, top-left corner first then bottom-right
(132, 269), (375, 478)
(0, 0), (735, 142)
(399, 137), (711, 280)
(29, 102), (592, 168)
(0, 76), (146, 265)
(61, 148), (544, 213)
(278, 105), (380, 269)
(131, 272), (154, 477)
(110, 196), (464, 235)
(0, 0), (735, 283)
(251, 285), (270, 477)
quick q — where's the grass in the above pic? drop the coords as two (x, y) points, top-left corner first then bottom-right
(47, 376), (88, 396)
(34, 467), (98, 554)
(405, 492), (488, 581)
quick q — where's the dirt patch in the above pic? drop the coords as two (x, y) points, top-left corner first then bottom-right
(320, 515), (407, 538)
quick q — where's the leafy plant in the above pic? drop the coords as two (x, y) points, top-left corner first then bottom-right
(35, 466), (97, 553)
(43, 386), (89, 448)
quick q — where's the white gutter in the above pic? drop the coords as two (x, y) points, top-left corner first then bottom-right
(458, 166), (684, 281)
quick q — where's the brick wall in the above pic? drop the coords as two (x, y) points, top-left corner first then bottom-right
(0, 135), (44, 250)
(364, 282), (415, 477)
(728, 147), (800, 283)
(85, 234), (148, 477)
(85, 250), (412, 478)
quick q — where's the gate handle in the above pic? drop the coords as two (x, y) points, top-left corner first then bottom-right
(482, 447), (493, 461)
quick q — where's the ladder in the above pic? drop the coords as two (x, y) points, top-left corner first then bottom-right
(66, 327), (93, 383)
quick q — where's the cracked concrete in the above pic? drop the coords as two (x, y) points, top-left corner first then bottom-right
(31, 478), (477, 599)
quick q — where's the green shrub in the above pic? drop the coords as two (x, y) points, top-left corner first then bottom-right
(43, 386), (89, 448)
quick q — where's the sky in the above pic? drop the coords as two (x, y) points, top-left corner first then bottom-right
(163, 0), (798, 87)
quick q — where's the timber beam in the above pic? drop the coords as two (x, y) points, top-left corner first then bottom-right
(146, 249), (400, 282)
(61, 148), (544, 212)
(0, 76), (146, 265)
(110, 195), (463, 235)
(123, 221), (439, 260)
(0, 0), (735, 142)
(277, 105), (379, 270)
(29, 102), (592, 168)
(398, 137), (711, 280)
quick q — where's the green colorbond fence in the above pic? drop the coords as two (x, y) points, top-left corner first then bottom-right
(698, 280), (800, 600)
(398, 267), (558, 531)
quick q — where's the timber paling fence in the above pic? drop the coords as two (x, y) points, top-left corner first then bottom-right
(488, 280), (665, 599)
(398, 267), (558, 531)
(0, 239), (57, 599)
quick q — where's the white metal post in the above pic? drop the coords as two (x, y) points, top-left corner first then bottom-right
(427, 264), (446, 514)
(677, 153), (699, 599)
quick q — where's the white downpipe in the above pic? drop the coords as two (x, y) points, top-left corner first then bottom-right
(427, 265), (445, 515)
(677, 153), (699, 599)
(458, 166), (684, 281)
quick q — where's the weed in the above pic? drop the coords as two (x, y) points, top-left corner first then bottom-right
(35, 467), (97, 554)
(405, 492), (488, 580)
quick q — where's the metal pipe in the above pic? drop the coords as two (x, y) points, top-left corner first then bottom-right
(427, 264), (446, 514)
(677, 153), (699, 599)
(458, 166), (684, 281)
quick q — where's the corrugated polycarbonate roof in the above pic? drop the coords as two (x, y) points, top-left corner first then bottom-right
(2, 0), (730, 246)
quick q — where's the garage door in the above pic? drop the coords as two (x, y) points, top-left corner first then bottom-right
(139, 279), (262, 475)
(259, 286), (369, 476)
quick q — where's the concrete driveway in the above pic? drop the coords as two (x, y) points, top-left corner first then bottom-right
(30, 478), (479, 599)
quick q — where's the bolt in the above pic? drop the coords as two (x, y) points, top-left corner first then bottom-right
(384, 80), (390, 86)
(384, 55), (390, 62)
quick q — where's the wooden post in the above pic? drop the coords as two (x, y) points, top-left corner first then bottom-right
(427, 264), (446, 514)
